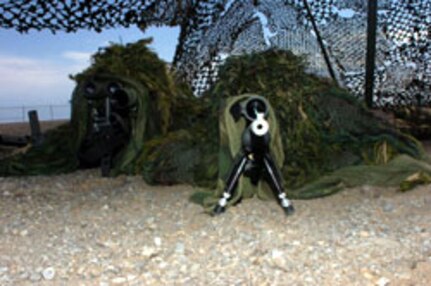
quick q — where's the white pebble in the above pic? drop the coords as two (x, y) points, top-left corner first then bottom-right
(271, 249), (283, 259)
(19, 230), (28, 237)
(127, 274), (137, 281)
(377, 277), (390, 286)
(42, 267), (55, 280)
(292, 240), (301, 246)
(154, 237), (162, 247)
(112, 277), (127, 284)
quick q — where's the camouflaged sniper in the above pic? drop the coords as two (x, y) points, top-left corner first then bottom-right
(0, 40), (175, 176)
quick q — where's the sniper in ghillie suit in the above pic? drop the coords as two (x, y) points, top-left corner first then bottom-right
(1, 41), (431, 215)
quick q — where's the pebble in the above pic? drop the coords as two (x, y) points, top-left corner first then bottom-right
(42, 267), (56, 280)
(105, 265), (120, 274)
(175, 242), (185, 255)
(271, 249), (283, 259)
(19, 229), (28, 237)
(127, 274), (137, 281)
(376, 276), (390, 286)
(29, 272), (41, 282)
(112, 277), (127, 284)
(361, 268), (376, 280)
(382, 202), (395, 212)
(142, 245), (158, 258)
(292, 240), (301, 246)
(154, 236), (162, 247)
(360, 231), (370, 238)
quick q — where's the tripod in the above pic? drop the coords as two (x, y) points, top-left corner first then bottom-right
(213, 96), (294, 216)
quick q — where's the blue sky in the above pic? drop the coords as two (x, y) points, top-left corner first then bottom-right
(0, 26), (179, 107)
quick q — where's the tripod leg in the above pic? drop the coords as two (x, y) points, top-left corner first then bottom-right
(213, 155), (248, 215)
(263, 154), (294, 216)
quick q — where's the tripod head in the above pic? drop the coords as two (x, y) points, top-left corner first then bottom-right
(213, 94), (294, 216)
(230, 95), (271, 160)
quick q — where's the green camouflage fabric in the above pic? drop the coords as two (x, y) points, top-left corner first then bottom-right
(188, 49), (431, 209)
(0, 39), (177, 176)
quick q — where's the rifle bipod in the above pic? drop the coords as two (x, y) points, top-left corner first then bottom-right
(213, 95), (294, 216)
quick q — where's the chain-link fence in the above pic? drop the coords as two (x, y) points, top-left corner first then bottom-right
(0, 104), (70, 123)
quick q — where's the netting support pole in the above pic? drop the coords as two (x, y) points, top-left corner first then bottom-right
(302, 0), (338, 86)
(365, 0), (378, 109)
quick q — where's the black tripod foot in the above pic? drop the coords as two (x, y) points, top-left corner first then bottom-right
(283, 204), (295, 216)
(212, 205), (226, 216)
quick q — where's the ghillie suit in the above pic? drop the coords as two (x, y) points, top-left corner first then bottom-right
(143, 49), (431, 211)
(0, 39), (186, 176)
(393, 106), (431, 140)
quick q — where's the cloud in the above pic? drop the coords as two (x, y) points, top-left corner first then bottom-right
(0, 52), (90, 106)
(0, 55), (68, 88)
(61, 50), (92, 74)
(62, 51), (92, 65)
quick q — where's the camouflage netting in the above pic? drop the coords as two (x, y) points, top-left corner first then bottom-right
(1, 0), (430, 107)
(0, 39), (190, 176)
(141, 49), (431, 205)
(178, 0), (431, 106)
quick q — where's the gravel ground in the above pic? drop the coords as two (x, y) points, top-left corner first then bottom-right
(1, 122), (431, 285)
(0, 171), (430, 286)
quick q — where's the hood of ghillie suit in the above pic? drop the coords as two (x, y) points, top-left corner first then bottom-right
(142, 49), (431, 203)
(0, 39), (187, 176)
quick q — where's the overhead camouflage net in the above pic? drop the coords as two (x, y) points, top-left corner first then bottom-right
(140, 50), (431, 204)
(177, 0), (431, 107)
(0, 39), (190, 176)
(1, 0), (430, 107)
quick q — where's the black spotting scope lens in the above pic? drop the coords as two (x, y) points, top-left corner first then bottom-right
(107, 82), (121, 95)
(108, 82), (129, 109)
(84, 82), (96, 95)
(83, 81), (105, 99)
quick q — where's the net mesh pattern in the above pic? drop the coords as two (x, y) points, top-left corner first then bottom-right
(1, 0), (430, 107)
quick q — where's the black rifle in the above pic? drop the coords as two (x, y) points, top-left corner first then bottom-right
(213, 96), (294, 216)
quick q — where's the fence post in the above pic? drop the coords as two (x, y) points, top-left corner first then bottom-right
(22, 106), (26, 122)
(50, 105), (54, 120)
(28, 110), (44, 146)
